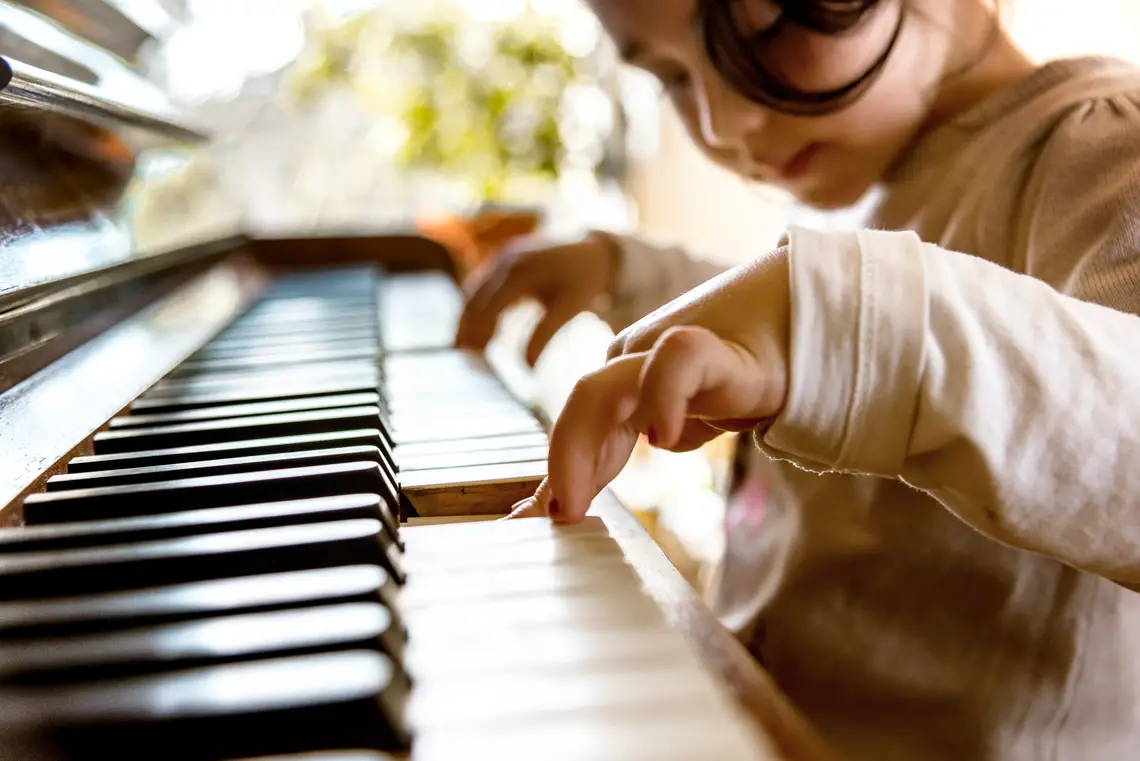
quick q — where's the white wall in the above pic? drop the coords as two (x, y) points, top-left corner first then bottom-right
(1007, 0), (1140, 65)
(625, 103), (791, 264)
(627, 0), (1140, 265)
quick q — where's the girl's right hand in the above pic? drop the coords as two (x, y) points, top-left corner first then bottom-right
(454, 233), (619, 367)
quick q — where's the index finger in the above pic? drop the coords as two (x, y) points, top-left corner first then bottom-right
(547, 354), (646, 523)
(454, 261), (533, 350)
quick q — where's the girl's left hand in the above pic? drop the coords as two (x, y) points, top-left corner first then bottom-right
(508, 247), (793, 524)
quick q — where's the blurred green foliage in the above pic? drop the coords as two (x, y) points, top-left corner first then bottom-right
(286, 5), (587, 202)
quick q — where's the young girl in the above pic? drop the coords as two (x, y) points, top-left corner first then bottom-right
(455, 1), (1140, 759)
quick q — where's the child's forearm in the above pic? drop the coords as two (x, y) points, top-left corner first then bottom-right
(592, 231), (730, 333)
(758, 226), (1140, 589)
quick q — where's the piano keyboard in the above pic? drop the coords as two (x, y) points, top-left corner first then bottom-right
(0, 266), (779, 760)
(0, 518), (776, 761)
(48, 266), (547, 521)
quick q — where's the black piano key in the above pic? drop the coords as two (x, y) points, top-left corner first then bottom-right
(0, 565), (398, 639)
(213, 321), (379, 343)
(24, 462), (400, 543)
(260, 286), (378, 301)
(242, 291), (375, 304)
(0, 495), (391, 553)
(230, 301), (375, 316)
(49, 446), (385, 491)
(242, 284), (375, 298)
(259, 289), (377, 303)
(170, 347), (381, 377)
(200, 326), (379, 351)
(20, 650), (409, 758)
(246, 283), (375, 297)
(110, 393), (381, 429)
(0, 603), (406, 687)
(156, 363), (383, 392)
(228, 301), (376, 319)
(268, 265), (380, 283)
(222, 311), (376, 327)
(192, 333), (380, 361)
(66, 429), (385, 472)
(135, 376), (382, 413)
(92, 406), (386, 454)
(0, 519), (398, 600)
(145, 364), (380, 398)
(220, 292), (375, 313)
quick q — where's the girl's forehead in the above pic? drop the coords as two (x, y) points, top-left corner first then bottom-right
(588, 0), (781, 61)
(586, 0), (696, 51)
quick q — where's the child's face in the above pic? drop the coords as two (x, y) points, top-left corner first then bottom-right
(589, 0), (951, 209)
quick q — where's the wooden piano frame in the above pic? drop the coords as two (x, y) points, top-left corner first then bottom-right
(0, 3), (837, 758)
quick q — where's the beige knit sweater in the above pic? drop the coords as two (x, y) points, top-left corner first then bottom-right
(598, 57), (1140, 761)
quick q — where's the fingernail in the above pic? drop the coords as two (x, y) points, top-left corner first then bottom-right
(647, 428), (658, 446)
(547, 499), (560, 517)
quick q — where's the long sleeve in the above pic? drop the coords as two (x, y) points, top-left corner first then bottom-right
(593, 231), (729, 334)
(758, 221), (1140, 589)
(757, 90), (1140, 589)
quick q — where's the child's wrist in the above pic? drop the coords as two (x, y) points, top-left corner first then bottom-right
(583, 230), (624, 295)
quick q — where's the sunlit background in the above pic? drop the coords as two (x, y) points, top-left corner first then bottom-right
(114, 0), (1140, 586)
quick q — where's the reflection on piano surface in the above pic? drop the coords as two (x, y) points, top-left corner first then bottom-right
(0, 4), (836, 761)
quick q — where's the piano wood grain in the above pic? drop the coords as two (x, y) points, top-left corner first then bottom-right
(401, 461), (546, 518)
(0, 256), (267, 524)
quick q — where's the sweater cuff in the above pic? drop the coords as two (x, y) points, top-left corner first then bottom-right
(760, 226), (927, 477)
(587, 229), (664, 333)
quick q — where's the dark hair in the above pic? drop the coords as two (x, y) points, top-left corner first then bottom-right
(698, 0), (907, 116)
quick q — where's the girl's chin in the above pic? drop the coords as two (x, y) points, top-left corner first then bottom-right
(794, 175), (874, 212)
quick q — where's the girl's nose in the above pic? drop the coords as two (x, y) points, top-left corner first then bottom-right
(696, 68), (768, 158)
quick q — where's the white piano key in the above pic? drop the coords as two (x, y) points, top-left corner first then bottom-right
(380, 273), (462, 352)
(401, 515), (604, 548)
(411, 704), (777, 761)
(398, 554), (630, 609)
(402, 591), (666, 641)
(384, 382), (507, 402)
(396, 514), (779, 760)
(385, 401), (529, 424)
(395, 444), (548, 473)
(402, 533), (623, 574)
(391, 417), (542, 447)
(382, 350), (492, 376)
(399, 461), (547, 491)
(406, 662), (726, 731)
(403, 626), (694, 680)
(388, 409), (538, 436)
(393, 432), (548, 460)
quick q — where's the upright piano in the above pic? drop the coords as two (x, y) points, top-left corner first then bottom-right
(0, 4), (836, 760)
